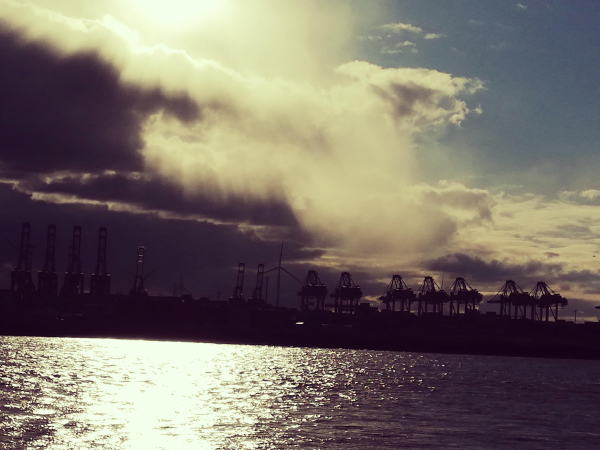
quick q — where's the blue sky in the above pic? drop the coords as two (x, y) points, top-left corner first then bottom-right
(352, 1), (600, 190)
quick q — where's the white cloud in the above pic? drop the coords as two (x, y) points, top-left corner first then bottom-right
(424, 33), (445, 40)
(380, 22), (423, 34)
(379, 23), (445, 45)
(358, 35), (382, 41)
(517, 3), (528, 10)
(380, 41), (416, 54)
(581, 190), (600, 200)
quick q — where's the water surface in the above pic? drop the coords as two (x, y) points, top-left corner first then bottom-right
(1, 336), (599, 449)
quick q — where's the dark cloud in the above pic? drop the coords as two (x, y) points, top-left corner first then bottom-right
(388, 82), (438, 117)
(19, 171), (298, 227)
(557, 270), (599, 283)
(0, 26), (199, 175)
(424, 252), (563, 284)
(371, 81), (437, 119)
(423, 252), (600, 297)
(0, 184), (321, 307)
(0, 25), (317, 301)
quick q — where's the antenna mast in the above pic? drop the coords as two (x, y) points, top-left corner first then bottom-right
(129, 246), (148, 296)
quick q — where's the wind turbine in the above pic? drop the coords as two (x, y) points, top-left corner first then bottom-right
(265, 241), (301, 307)
(173, 274), (191, 298)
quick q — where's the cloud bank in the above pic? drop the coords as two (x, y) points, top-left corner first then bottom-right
(0, 0), (484, 259)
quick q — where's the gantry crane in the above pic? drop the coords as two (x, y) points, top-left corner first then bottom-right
(488, 280), (532, 319)
(529, 281), (567, 322)
(37, 224), (58, 297)
(60, 226), (84, 298)
(10, 222), (35, 296)
(328, 272), (362, 314)
(90, 227), (111, 296)
(298, 270), (328, 312)
(249, 264), (266, 307)
(416, 276), (448, 316)
(229, 263), (245, 306)
(447, 277), (483, 316)
(379, 274), (415, 312)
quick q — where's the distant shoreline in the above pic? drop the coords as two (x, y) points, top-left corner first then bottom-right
(2, 288), (599, 362)
(3, 316), (600, 362)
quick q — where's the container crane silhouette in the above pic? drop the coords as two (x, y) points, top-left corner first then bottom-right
(379, 274), (415, 312)
(298, 270), (328, 312)
(90, 227), (111, 296)
(10, 222), (35, 296)
(37, 224), (58, 297)
(60, 226), (84, 298)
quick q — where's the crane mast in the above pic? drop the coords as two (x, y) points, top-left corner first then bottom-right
(229, 263), (245, 306)
(90, 227), (111, 296)
(60, 226), (84, 298)
(249, 264), (266, 307)
(10, 222), (35, 296)
(298, 270), (328, 312)
(37, 224), (58, 296)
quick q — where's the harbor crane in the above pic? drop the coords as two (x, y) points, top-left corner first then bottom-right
(60, 226), (84, 298)
(488, 280), (532, 319)
(416, 276), (448, 316)
(229, 263), (245, 306)
(328, 272), (362, 314)
(298, 270), (328, 312)
(37, 224), (58, 297)
(90, 227), (111, 296)
(530, 281), (568, 322)
(249, 264), (266, 307)
(379, 274), (415, 312)
(447, 277), (483, 316)
(10, 222), (35, 296)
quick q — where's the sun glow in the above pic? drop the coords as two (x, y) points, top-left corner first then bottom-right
(131, 0), (226, 28)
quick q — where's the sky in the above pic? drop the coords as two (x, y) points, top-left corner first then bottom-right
(1, 0), (599, 319)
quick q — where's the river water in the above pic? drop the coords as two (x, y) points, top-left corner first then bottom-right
(1, 336), (599, 449)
